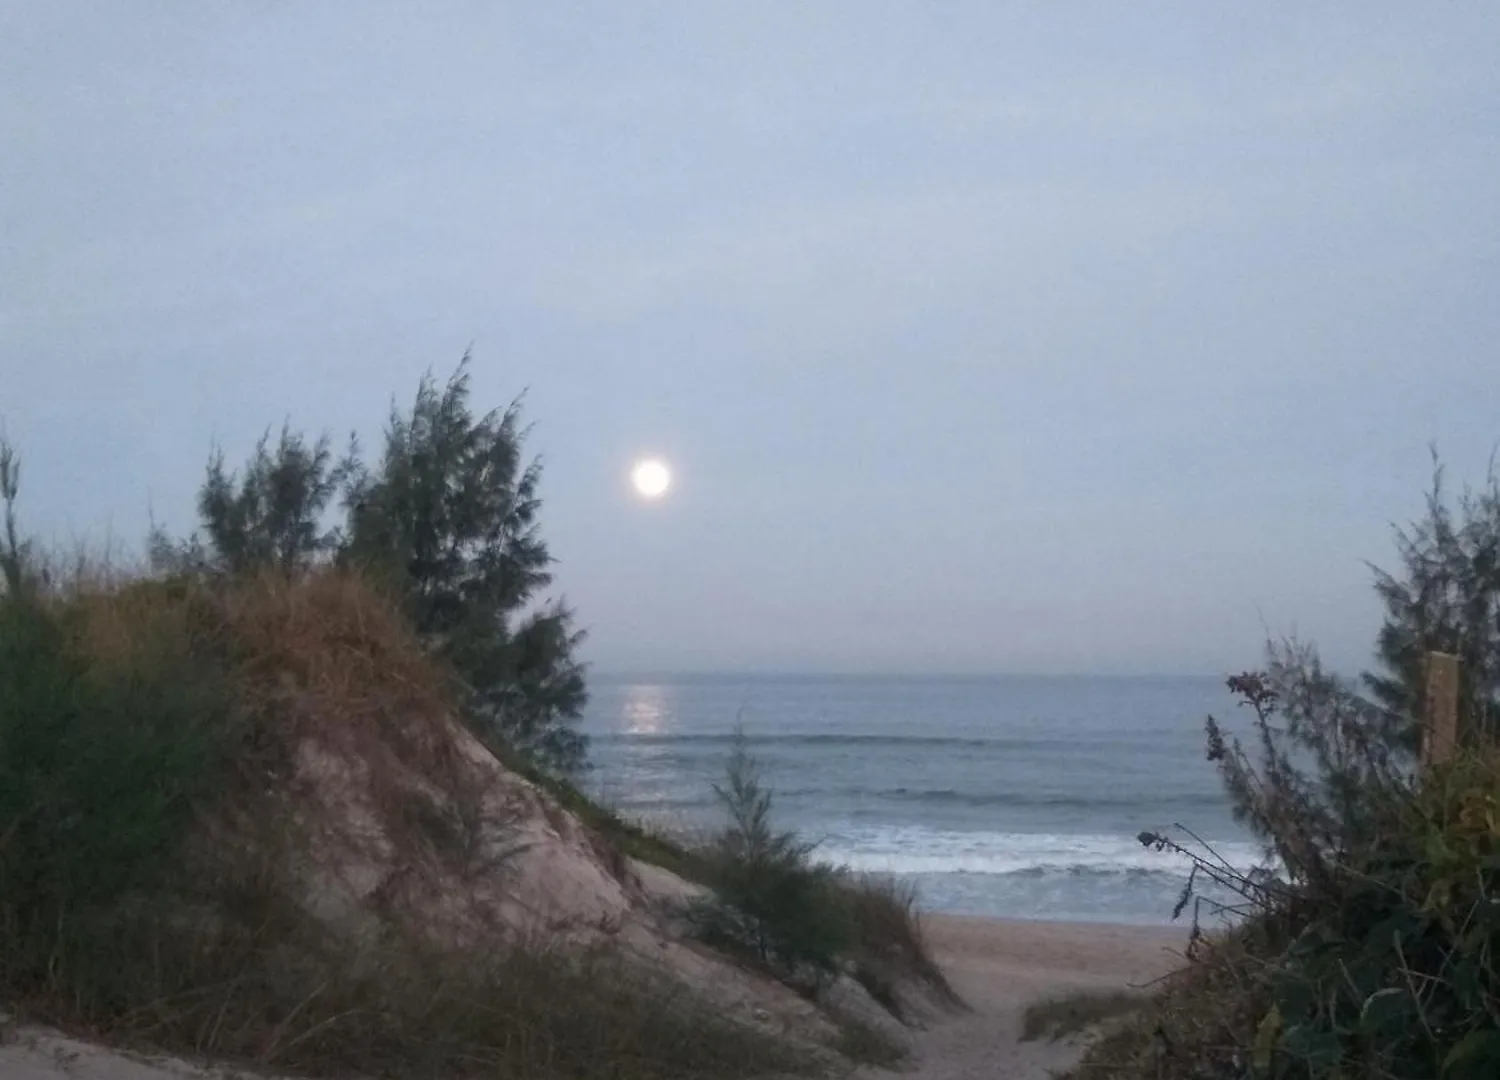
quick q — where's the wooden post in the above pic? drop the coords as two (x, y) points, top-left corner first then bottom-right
(1422, 651), (1460, 770)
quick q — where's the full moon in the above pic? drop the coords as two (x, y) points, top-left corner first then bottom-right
(630, 458), (672, 499)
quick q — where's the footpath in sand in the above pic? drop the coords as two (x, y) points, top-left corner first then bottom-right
(858, 916), (1188, 1080)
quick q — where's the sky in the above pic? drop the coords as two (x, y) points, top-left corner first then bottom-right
(3, 3), (1498, 676)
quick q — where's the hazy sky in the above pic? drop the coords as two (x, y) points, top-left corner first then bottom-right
(4, 4), (1498, 675)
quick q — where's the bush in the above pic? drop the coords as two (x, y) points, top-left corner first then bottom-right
(1071, 457), (1500, 1080)
(689, 733), (957, 1021)
(0, 578), (237, 1010)
(1079, 748), (1500, 1080)
(1245, 749), (1500, 1080)
(690, 735), (853, 985)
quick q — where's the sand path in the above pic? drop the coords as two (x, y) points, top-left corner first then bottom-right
(857, 917), (1188, 1080)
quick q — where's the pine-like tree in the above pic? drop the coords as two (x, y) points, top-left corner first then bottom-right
(341, 357), (587, 772)
(154, 424), (347, 576)
(1363, 456), (1500, 751)
(166, 356), (588, 773)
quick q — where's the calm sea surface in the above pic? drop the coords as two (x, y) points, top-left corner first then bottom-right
(579, 674), (1262, 926)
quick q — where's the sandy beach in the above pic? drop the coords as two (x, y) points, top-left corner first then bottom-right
(856, 915), (1189, 1080)
(0, 916), (1188, 1080)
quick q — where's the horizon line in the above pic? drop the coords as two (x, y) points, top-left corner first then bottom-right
(584, 668), (1237, 681)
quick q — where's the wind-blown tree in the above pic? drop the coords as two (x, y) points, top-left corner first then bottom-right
(1363, 457), (1500, 753)
(341, 359), (587, 772)
(152, 425), (347, 576)
(164, 357), (588, 773)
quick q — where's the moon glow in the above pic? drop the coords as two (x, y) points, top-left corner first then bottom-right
(631, 458), (672, 499)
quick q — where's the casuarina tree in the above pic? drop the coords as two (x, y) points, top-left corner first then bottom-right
(1363, 455), (1500, 753)
(341, 357), (588, 772)
(156, 425), (348, 576)
(166, 355), (588, 773)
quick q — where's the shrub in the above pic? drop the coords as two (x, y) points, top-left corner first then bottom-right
(690, 735), (853, 985)
(1244, 748), (1500, 1080)
(1071, 456), (1500, 1080)
(0, 576), (237, 1010)
(1081, 748), (1500, 1080)
(690, 733), (957, 1023)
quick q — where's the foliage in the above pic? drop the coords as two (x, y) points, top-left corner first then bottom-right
(1, 437), (30, 595)
(689, 734), (854, 985)
(341, 356), (587, 772)
(1082, 750), (1500, 1080)
(1246, 750), (1500, 1080)
(157, 424), (349, 575)
(838, 873), (960, 1017)
(1072, 454), (1500, 1080)
(1203, 658), (1412, 900)
(689, 733), (956, 1024)
(156, 354), (588, 773)
(1365, 457), (1500, 755)
(0, 490), (237, 1007)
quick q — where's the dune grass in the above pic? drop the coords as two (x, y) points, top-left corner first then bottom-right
(1021, 989), (1148, 1043)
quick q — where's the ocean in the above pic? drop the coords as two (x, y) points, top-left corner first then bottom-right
(579, 674), (1265, 926)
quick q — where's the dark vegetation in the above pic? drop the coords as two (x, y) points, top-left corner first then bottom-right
(151, 355), (588, 774)
(1070, 458), (1500, 1080)
(0, 357), (948, 1078)
(689, 733), (959, 1019)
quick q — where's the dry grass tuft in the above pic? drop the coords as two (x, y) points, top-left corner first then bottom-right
(839, 874), (962, 1018)
(1060, 919), (1286, 1078)
(1021, 989), (1148, 1044)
